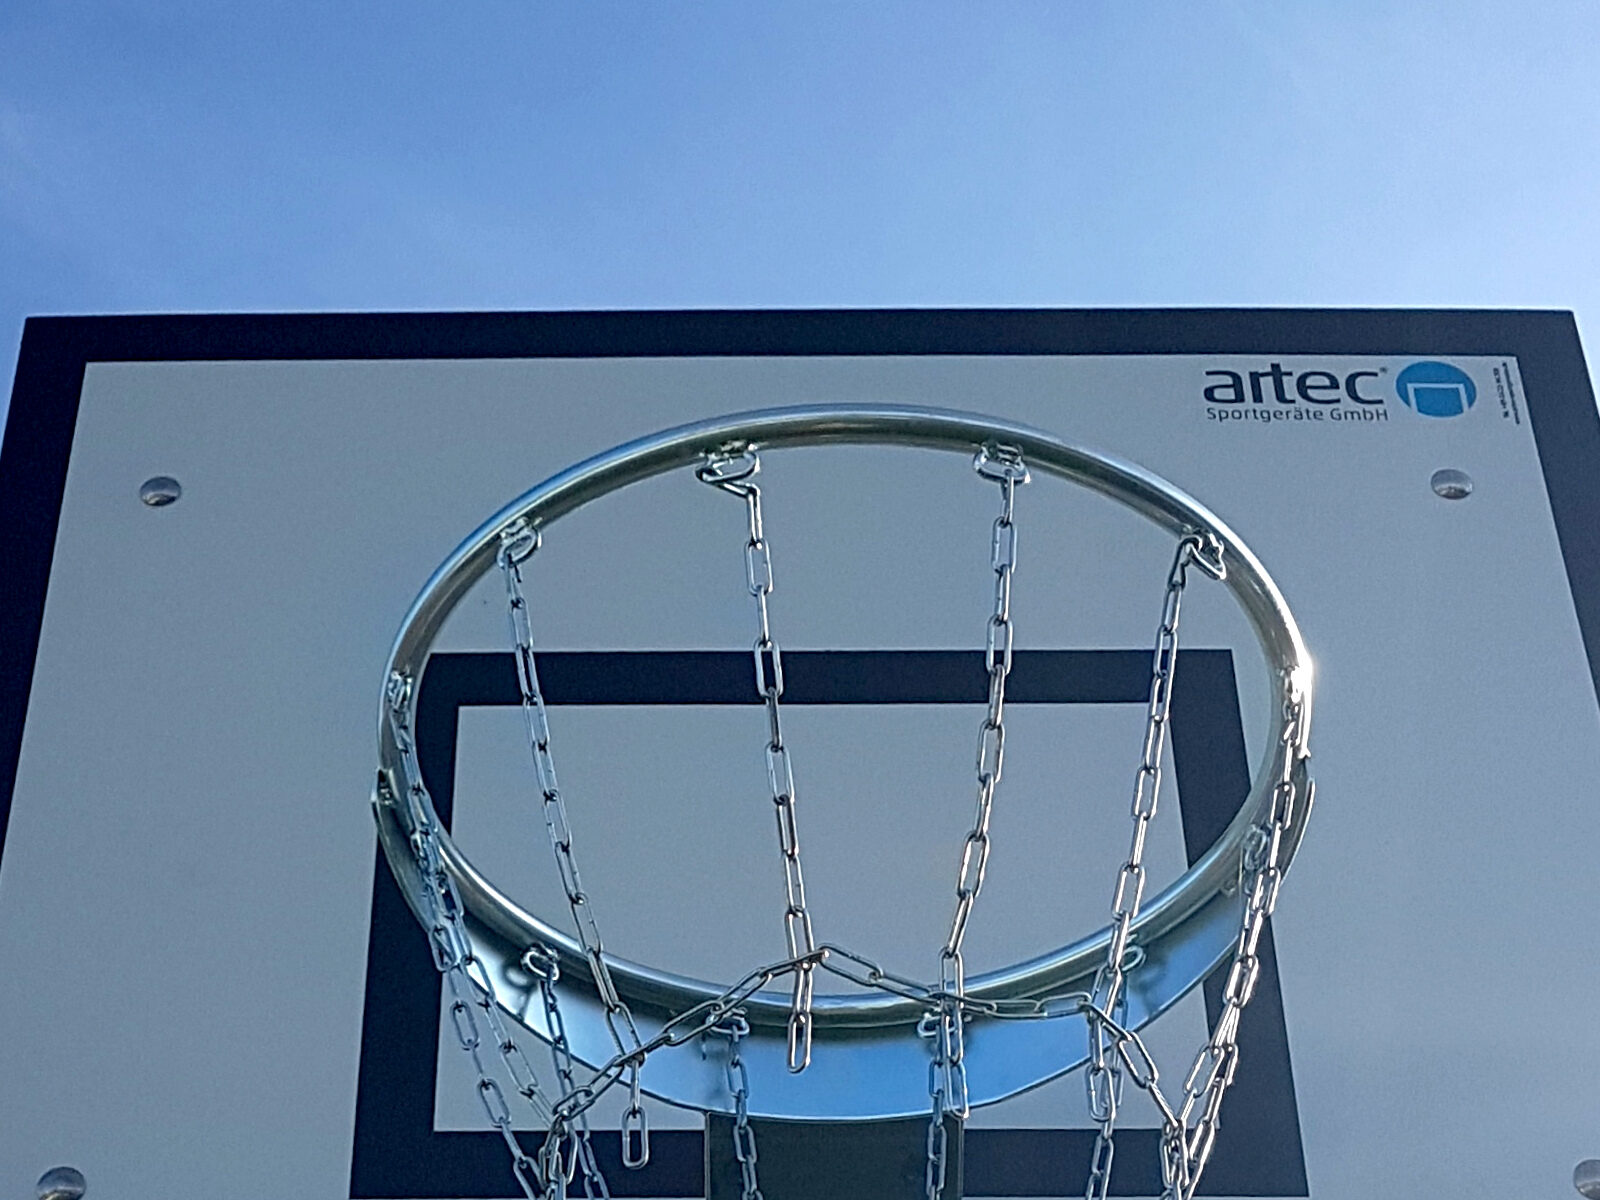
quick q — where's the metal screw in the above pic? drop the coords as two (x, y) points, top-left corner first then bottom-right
(36, 1167), (86, 1200)
(1429, 468), (1473, 500)
(1575, 1159), (1600, 1199)
(139, 476), (183, 507)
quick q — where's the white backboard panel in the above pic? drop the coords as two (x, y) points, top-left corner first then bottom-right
(2, 310), (1597, 1199)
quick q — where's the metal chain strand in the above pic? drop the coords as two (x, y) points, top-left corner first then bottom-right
(697, 449), (819, 1073)
(496, 523), (649, 1172)
(550, 938), (1097, 1142)
(540, 1117), (572, 1200)
(925, 443), (1030, 1200)
(709, 1013), (765, 1200)
(818, 942), (1096, 1021)
(522, 947), (610, 1199)
(1082, 532), (1222, 1200)
(381, 680), (558, 1200)
(515, 935), (1095, 1143)
(1158, 685), (1307, 1200)
(921, 1013), (949, 1200)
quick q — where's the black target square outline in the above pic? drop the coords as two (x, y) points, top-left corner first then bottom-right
(350, 649), (1307, 1198)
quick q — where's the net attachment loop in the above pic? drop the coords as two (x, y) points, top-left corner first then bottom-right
(497, 519), (541, 568)
(1180, 530), (1227, 582)
(696, 445), (761, 492)
(974, 441), (1031, 484)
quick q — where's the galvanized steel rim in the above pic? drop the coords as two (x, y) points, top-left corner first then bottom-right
(376, 403), (1313, 1029)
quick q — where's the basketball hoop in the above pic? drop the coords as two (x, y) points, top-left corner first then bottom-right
(372, 405), (1314, 1200)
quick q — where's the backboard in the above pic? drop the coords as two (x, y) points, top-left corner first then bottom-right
(3, 309), (1598, 1199)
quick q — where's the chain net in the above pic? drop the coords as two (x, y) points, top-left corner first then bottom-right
(383, 441), (1309, 1200)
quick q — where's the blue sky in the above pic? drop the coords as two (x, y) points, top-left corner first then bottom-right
(4, 1), (1600, 417)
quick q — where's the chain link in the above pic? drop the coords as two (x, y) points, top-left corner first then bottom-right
(497, 522), (650, 1169)
(540, 1116), (572, 1200)
(918, 1011), (950, 1200)
(1062, 530), (1312, 1200)
(522, 946), (610, 1198)
(709, 1012), (765, 1200)
(547, 951), (825, 1129)
(1082, 532), (1216, 1200)
(698, 449), (819, 1073)
(816, 942), (1095, 1021)
(1156, 685), (1307, 1200)
(924, 443), (1030, 1199)
(382, 679), (557, 1200)
(926, 1089), (948, 1200)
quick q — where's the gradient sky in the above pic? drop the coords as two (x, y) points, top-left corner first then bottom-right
(5, 1), (1600, 423)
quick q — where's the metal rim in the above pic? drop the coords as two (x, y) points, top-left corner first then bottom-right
(374, 404), (1312, 1114)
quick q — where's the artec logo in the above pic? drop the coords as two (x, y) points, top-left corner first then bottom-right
(1202, 362), (1388, 425)
(1202, 364), (1384, 406)
(1394, 361), (1476, 417)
